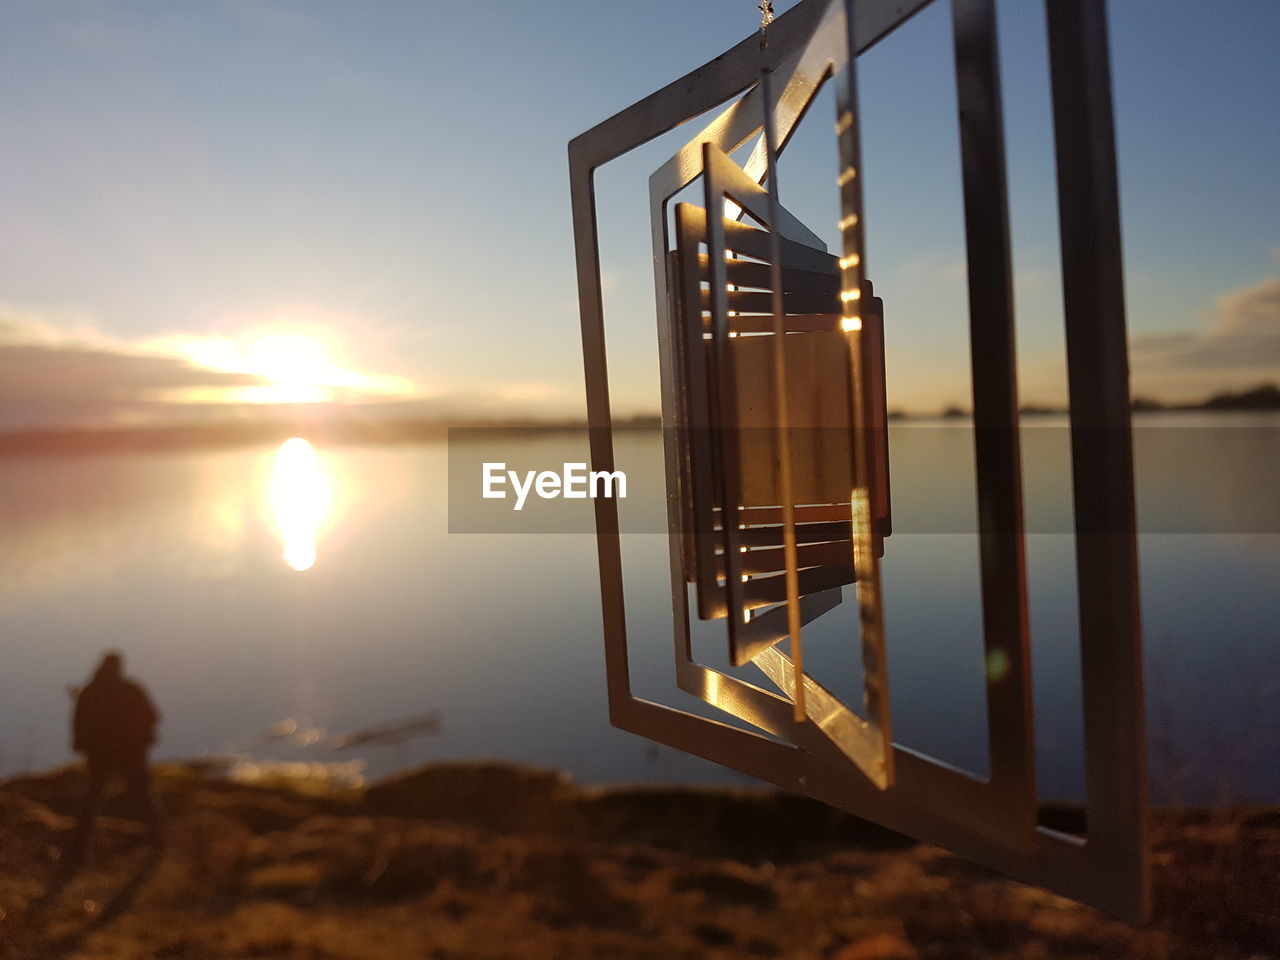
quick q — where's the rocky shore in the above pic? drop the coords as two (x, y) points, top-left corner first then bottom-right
(1, 762), (1276, 959)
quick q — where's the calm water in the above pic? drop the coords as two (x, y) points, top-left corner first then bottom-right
(1, 413), (1277, 803)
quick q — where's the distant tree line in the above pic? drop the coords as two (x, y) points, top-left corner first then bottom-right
(1132, 383), (1280, 413)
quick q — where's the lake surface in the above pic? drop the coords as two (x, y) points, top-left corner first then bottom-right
(2, 413), (1277, 804)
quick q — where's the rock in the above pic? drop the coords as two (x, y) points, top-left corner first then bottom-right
(832, 933), (920, 960)
(190, 789), (313, 834)
(669, 865), (777, 909)
(364, 762), (581, 837)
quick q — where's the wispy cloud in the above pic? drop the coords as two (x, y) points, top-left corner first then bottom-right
(0, 311), (265, 402)
(1130, 273), (1280, 398)
(0, 307), (546, 431)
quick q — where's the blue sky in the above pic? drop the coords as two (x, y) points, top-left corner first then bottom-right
(1, 0), (1276, 425)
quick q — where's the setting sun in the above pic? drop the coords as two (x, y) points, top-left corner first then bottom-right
(244, 332), (365, 404)
(148, 323), (415, 405)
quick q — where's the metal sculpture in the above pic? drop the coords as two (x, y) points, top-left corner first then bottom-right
(570, 0), (1147, 921)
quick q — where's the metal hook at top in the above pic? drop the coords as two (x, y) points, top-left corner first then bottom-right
(758, 0), (774, 49)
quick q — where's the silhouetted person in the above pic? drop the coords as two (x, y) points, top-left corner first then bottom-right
(67, 652), (163, 863)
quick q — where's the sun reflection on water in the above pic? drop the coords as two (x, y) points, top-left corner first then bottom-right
(268, 438), (332, 572)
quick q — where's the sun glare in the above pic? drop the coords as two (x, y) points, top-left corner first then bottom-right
(244, 333), (363, 404)
(149, 322), (415, 405)
(268, 437), (332, 572)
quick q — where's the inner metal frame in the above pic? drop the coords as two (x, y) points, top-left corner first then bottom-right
(570, 0), (1147, 921)
(684, 135), (892, 783)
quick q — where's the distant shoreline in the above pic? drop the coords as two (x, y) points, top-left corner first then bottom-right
(0, 383), (1275, 456)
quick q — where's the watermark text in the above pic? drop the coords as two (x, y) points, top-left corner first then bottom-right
(482, 462), (627, 511)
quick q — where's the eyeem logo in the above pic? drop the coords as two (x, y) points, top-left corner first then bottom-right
(482, 462), (627, 511)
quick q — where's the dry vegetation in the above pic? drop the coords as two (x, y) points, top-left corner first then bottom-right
(0, 763), (1276, 960)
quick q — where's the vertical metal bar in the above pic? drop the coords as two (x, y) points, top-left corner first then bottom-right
(674, 206), (730, 622)
(1046, 0), (1149, 921)
(861, 288), (892, 545)
(835, 0), (892, 788)
(761, 69), (808, 723)
(568, 152), (632, 709)
(704, 146), (749, 637)
(951, 0), (1036, 837)
(664, 246), (698, 668)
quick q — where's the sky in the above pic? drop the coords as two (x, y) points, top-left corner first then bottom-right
(1, 0), (1277, 428)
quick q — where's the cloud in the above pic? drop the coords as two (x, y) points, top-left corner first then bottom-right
(0, 311), (269, 427)
(1129, 274), (1280, 399)
(1131, 276), (1280, 369)
(0, 341), (264, 400)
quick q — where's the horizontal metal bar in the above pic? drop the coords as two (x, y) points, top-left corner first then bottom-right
(698, 255), (841, 291)
(742, 563), (857, 606)
(725, 539), (853, 576)
(701, 288), (837, 316)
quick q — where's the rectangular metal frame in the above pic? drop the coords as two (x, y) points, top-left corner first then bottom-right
(569, 0), (1147, 922)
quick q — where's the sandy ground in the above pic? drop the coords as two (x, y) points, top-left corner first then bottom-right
(1, 763), (1276, 960)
